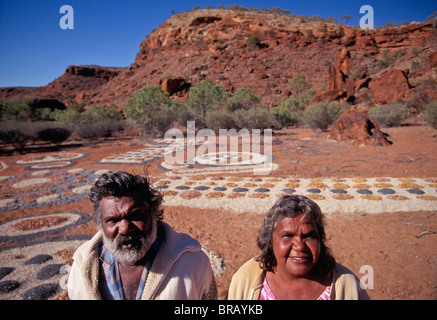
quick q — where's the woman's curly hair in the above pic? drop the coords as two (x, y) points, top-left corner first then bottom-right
(256, 195), (335, 277)
(89, 171), (164, 226)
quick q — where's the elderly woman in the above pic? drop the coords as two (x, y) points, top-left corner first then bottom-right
(227, 195), (369, 300)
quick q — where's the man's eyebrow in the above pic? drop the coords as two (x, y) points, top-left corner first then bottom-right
(127, 205), (145, 213)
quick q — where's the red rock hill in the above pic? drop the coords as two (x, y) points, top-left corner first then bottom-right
(0, 65), (125, 107)
(2, 9), (436, 109)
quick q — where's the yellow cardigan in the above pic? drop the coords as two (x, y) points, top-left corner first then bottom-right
(227, 258), (370, 300)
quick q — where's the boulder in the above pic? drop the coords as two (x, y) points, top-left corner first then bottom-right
(368, 69), (411, 105)
(160, 78), (189, 96)
(329, 107), (392, 146)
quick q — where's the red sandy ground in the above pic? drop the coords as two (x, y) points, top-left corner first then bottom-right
(1, 123), (436, 299)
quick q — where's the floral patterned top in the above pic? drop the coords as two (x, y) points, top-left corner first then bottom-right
(259, 277), (331, 300)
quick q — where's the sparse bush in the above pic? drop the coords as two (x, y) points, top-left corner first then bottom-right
(425, 102), (437, 129)
(234, 106), (276, 130)
(302, 101), (349, 131)
(0, 121), (39, 153)
(152, 107), (180, 136)
(289, 74), (308, 98)
(376, 49), (395, 70)
(38, 127), (71, 144)
(411, 60), (420, 70)
(368, 102), (409, 127)
(76, 120), (124, 140)
(177, 107), (198, 126)
(0, 130), (33, 153)
(246, 36), (260, 50)
(205, 109), (236, 133)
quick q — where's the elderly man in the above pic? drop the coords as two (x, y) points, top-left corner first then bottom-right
(67, 171), (217, 300)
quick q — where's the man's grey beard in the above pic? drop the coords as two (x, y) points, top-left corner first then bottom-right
(100, 219), (158, 266)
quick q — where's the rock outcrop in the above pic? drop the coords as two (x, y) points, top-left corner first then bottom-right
(329, 107), (392, 146)
(310, 48), (356, 104)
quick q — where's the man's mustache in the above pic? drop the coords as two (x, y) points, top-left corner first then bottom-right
(114, 232), (145, 247)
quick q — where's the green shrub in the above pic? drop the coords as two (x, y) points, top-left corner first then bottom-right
(368, 102), (409, 127)
(81, 105), (120, 123)
(425, 102), (437, 129)
(185, 79), (227, 119)
(32, 107), (55, 121)
(269, 105), (299, 127)
(298, 89), (316, 106)
(1, 98), (32, 121)
(52, 108), (82, 127)
(302, 101), (349, 131)
(279, 97), (304, 113)
(225, 88), (261, 112)
(123, 86), (179, 135)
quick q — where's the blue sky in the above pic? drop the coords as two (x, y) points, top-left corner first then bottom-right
(0, 0), (436, 87)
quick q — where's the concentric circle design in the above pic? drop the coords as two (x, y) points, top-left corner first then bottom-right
(0, 169), (98, 212)
(159, 161), (191, 171)
(12, 178), (52, 189)
(24, 161), (77, 171)
(194, 151), (269, 166)
(0, 212), (91, 242)
(13, 153), (87, 165)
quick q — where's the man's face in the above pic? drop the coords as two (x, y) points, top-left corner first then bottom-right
(100, 194), (157, 265)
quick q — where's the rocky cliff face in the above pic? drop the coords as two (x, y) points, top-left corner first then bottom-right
(88, 9), (437, 108)
(2, 9), (436, 109)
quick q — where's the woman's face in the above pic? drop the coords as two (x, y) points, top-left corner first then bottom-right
(271, 214), (321, 279)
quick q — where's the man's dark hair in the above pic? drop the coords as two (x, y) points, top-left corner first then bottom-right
(256, 195), (336, 277)
(89, 171), (164, 225)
